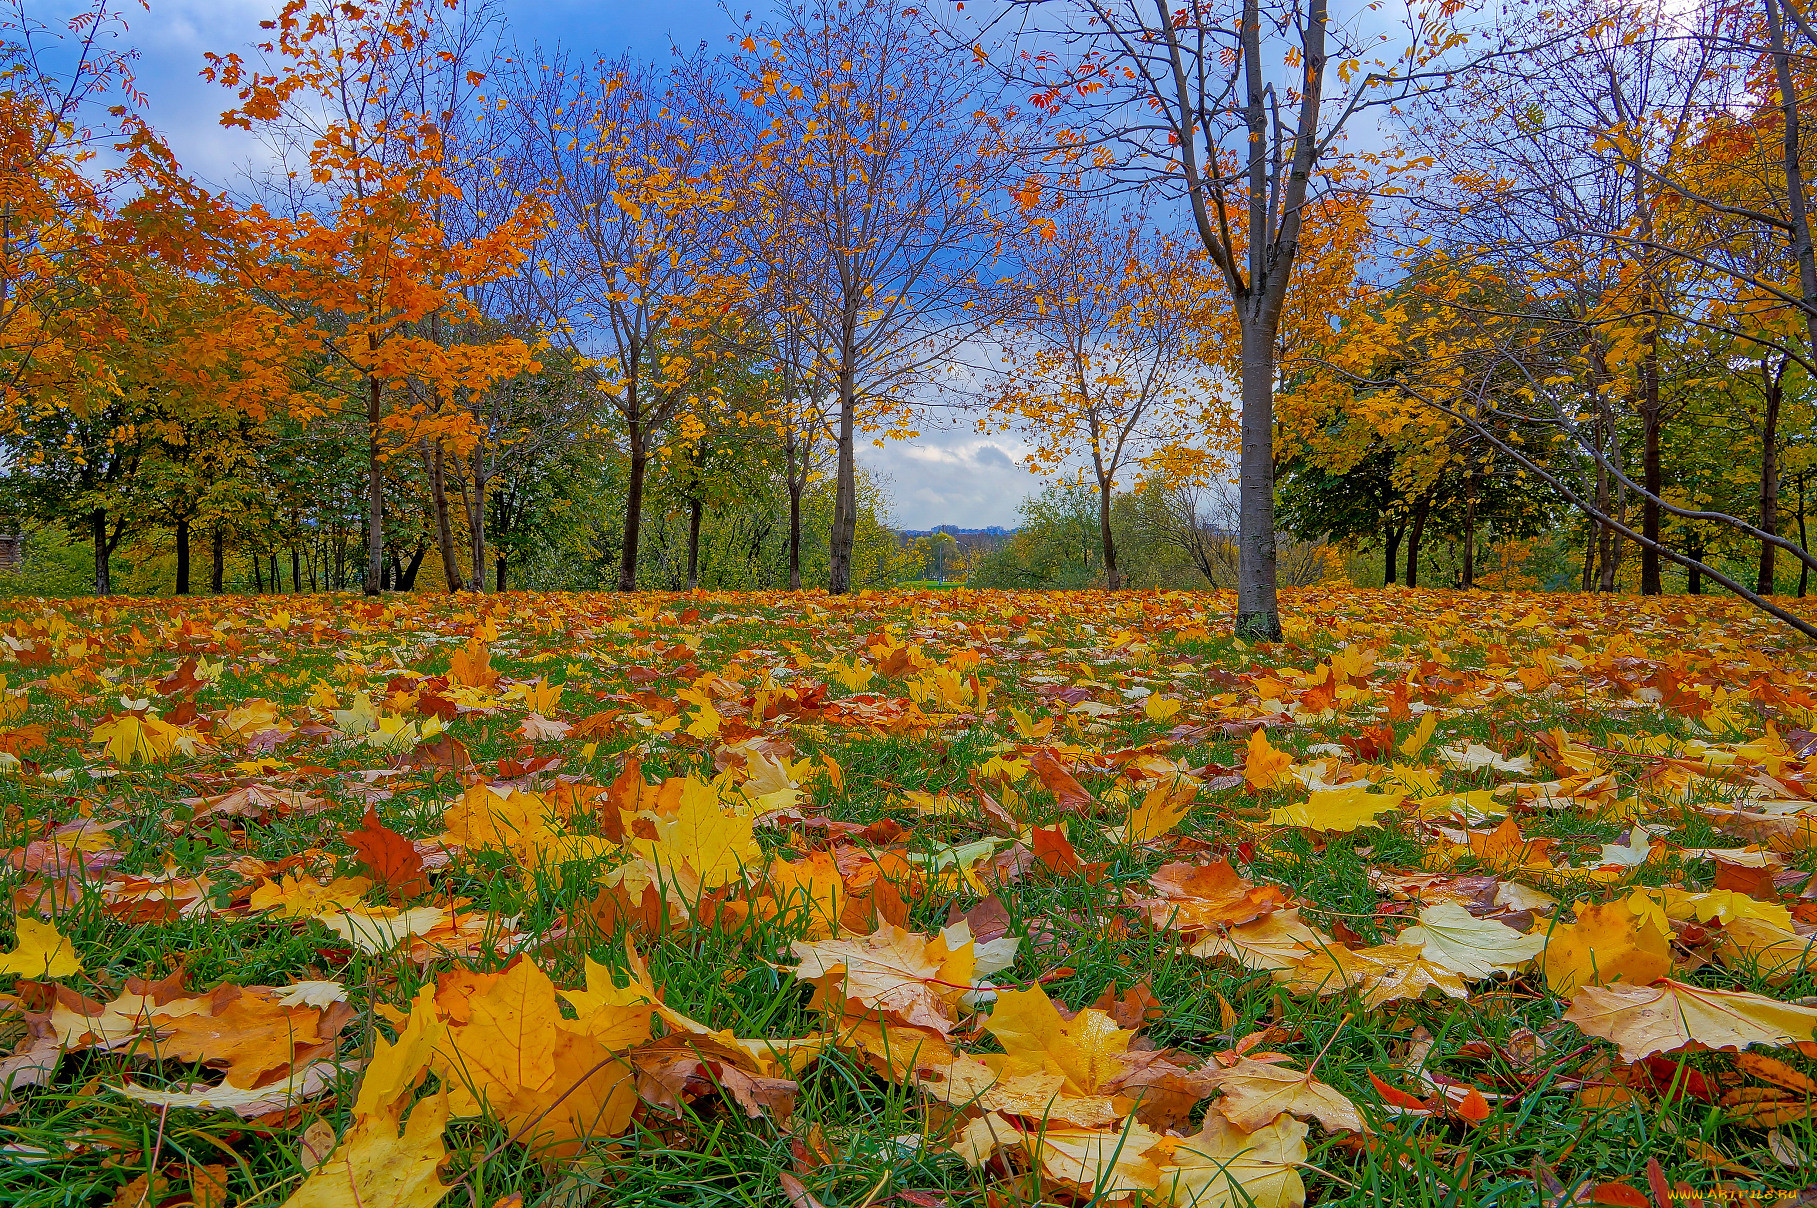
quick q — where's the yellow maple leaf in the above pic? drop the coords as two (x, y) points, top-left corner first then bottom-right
(249, 876), (372, 920)
(1266, 784), (1404, 832)
(1205, 1057), (1367, 1135)
(766, 851), (846, 938)
(633, 776), (759, 893)
(1397, 712), (1438, 759)
(1244, 728), (1293, 791)
(1032, 1120), (1165, 1200)
(92, 714), (180, 765)
(440, 784), (558, 856)
(984, 984), (1133, 1095)
(1533, 893), (1671, 988)
(220, 698), (280, 738)
(1156, 1112), (1307, 1208)
(1564, 979), (1817, 1062)
(446, 638), (498, 690)
(1397, 900), (1544, 980)
(353, 986), (443, 1119)
(0, 917), (82, 978)
(685, 699), (722, 739)
(430, 960), (640, 1154)
(1144, 695), (1183, 723)
(279, 1090), (451, 1208)
(1111, 779), (1198, 845)
(790, 923), (975, 1034)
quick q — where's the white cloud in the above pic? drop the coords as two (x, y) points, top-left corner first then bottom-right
(860, 425), (1045, 530)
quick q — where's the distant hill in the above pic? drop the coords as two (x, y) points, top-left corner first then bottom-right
(896, 525), (1017, 538)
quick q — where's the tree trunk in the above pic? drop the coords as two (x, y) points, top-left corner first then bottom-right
(364, 371), (383, 596)
(427, 440), (462, 592)
(686, 493), (704, 592)
(496, 553), (506, 592)
(1384, 526), (1402, 585)
(252, 549), (263, 593)
(470, 476), (487, 595)
(787, 463), (804, 591)
(1462, 477), (1477, 589)
(1640, 345), (1663, 595)
(1800, 474), (1809, 598)
(291, 545), (301, 595)
(1098, 476), (1120, 590)
(92, 509), (110, 596)
(1235, 321), (1281, 637)
(619, 423), (646, 592)
(175, 518), (191, 595)
(1766, 0), (1817, 355)
(1759, 367), (1783, 596)
(211, 526), (224, 593)
(828, 344), (858, 596)
(1406, 494), (1432, 588)
(1594, 405), (1620, 592)
(398, 543), (427, 591)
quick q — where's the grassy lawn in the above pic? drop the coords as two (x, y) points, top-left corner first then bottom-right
(0, 586), (1812, 1207)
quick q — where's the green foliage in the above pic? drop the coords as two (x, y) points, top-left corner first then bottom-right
(969, 480), (1204, 589)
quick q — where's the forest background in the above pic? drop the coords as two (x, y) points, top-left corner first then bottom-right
(3, 0), (1816, 628)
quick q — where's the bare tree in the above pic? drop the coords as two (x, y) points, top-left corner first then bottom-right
(982, 205), (1221, 589)
(1147, 482), (1330, 589)
(500, 52), (746, 591)
(729, 0), (1016, 595)
(967, 0), (1499, 636)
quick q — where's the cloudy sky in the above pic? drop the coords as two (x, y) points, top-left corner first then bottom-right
(72, 0), (1047, 529)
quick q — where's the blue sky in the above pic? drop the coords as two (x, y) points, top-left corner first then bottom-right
(94, 0), (1044, 529)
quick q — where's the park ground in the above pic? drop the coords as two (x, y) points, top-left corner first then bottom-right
(0, 586), (1815, 1207)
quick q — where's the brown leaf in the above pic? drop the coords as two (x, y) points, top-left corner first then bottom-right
(1028, 749), (1099, 814)
(1032, 825), (1081, 875)
(146, 986), (336, 1088)
(779, 1172), (828, 1208)
(1090, 981), (1163, 1030)
(409, 734), (469, 770)
(1715, 859), (1781, 900)
(950, 896), (1011, 943)
(159, 658), (206, 697)
(300, 1118), (337, 1171)
(343, 807), (430, 901)
(1737, 1052), (1817, 1095)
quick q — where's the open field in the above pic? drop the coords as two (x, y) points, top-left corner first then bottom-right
(0, 587), (1815, 1207)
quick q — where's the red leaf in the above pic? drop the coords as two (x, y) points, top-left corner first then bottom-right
(1368, 1072), (1432, 1112)
(343, 806), (429, 900)
(1637, 1055), (1716, 1103)
(1032, 825), (1081, 875)
(1028, 749), (1098, 814)
(1645, 1157), (1672, 1208)
(1452, 1085), (1491, 1123)
(1588, 1182), (1651, 1208)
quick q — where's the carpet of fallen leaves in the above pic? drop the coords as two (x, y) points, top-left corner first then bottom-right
(2, 587), (1817, 1207)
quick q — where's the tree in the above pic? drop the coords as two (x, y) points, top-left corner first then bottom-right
(982, 206), (1227, 589)
(502, 53), (747, 591)
(207, 0), (549, 596)
(974, 0), (1488, 635)
(732, 0), (1015, 594)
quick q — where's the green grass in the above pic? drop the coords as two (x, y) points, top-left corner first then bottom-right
(0, 586), (1812, 1206)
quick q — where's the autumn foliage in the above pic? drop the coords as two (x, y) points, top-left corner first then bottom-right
(0, 586), (1811, 1203)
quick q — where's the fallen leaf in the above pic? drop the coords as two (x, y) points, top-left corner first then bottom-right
(0, 917), (81, 979)
(1207, 1057), (1368, 1135)
(1564, 980), (1817, 1061)
(344, 808), (430, 900)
